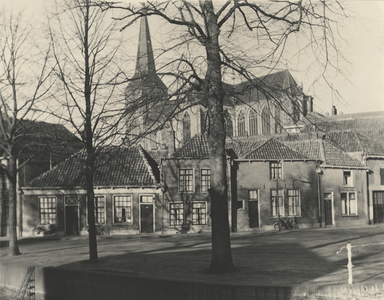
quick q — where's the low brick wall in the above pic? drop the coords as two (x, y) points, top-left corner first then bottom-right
(1, 262), (383, 300)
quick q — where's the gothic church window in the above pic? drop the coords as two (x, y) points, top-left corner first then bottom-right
(183, 112), (191, 145)
(275, 105), (282, 134)
(224, 110), (233, 137)
(249, 109), (258, 136)
(237, 110), (246, 136)
(261, 106), (270, 135)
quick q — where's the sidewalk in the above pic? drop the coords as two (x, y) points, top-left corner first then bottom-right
(1, 226), (384, 299)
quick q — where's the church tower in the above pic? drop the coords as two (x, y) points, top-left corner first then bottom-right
(125, 16), (172, 151)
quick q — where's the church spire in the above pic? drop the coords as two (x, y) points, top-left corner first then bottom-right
(134, 16), (156, 78)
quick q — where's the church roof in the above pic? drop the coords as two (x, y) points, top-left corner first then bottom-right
(26, 146), (160, 188)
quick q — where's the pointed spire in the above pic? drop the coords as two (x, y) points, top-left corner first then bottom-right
(134, 16), (156, 78)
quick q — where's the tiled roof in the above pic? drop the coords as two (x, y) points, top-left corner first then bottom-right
(325, 130), (384, 155)
(284, 140), (365, 168)
(245, 138), (308, 160)
(1, 119), (82, 165)
(226, 137), (269, 158)
(26, 146), (160, 188)
(173, 135), (210, 158)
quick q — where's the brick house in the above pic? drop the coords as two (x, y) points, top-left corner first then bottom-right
(21, 146), (163, 236)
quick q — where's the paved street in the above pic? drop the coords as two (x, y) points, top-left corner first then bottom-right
(1, 226), (384, 299)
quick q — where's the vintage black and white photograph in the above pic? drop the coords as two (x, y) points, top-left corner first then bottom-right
(1, 0), (383, 299)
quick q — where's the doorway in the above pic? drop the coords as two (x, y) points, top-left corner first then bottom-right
(324, 193), (333, 226)
(140, 204), (154, 233)
(249, 201), (259, 228)
(373, 191), (384, 224)
(65, 206), (79, 235)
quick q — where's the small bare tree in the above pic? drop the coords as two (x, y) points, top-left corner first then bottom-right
(109, 0), (347, 274)
(0, 10), (54, 255)
(47, 0), (131, 262)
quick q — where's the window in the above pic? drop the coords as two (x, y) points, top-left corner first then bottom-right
(114, 195), (132, 223)
(271, 190), (284, 217)
(261, 106), (270, 135)
(192, 202), (206, 225)
(380, 168), (384, 185)
(224, 110), (233, 138)
(179, 169), (194, 192)
(170, 203), (184, 226)
(39, 197), (56, 224)
(270, 161), (282, 179)
(183, 112), (191, 145)
(249, 190), (258, 200)
(141, 195), (153, 203)
(275, 106), (282, 134)
(95, 196), (105, 224)
(201, 169), (210, 192)
(341, 192), (357, 215)
(287, 189), (301, 216)
(237, 200), (245, 210)
(249, 109), (258, 136)
(237, 110), (245, 136)
(343, 171), (352, 186)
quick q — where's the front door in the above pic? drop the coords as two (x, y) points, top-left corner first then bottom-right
(373, 191), (384, 224)
(324, 193), (333, 226)
(141, 204), (153, 233)
(249, 201), (259, 228)
(65, 206), (79, 235)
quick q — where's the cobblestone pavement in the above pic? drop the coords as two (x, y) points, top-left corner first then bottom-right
(1, 226), (384, 290)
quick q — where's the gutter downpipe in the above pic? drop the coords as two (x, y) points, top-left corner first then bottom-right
(317, 167), (322, 228)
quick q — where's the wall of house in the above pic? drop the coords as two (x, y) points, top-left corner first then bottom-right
(22, 187), (162, 236)
(366, 158), (384, 224)
(320, 168), (367, 227)
(162, 158), (213, 234)
(235, 160), (319, 231)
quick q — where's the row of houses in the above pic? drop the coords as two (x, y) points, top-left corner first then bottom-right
(20, 129), (384, 236)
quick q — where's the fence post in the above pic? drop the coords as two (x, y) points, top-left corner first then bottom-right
(346, 241), (353, 285)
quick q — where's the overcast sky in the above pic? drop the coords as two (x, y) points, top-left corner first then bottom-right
(3, 0), (384, 116)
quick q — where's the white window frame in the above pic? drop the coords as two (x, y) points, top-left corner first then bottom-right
(341, 192), (357, 216)
(113, 195), (133, 224)
(191, 201), (207, 225)
(287, 189), (301, 217)
(170, 202), (184, 226)
(270, 161), (283, 179)
(343, 170), (353, 186)
(38, 196), (57, 225)
(201, 169), (210, 192)
(271, 189), (284, 217)
(179, 168), (194, 192)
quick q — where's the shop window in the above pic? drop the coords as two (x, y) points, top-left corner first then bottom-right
(179, 169), (194, 192)
(287, 189), (301, 216)
(341, 192), (357, 215)
(201, 169), (210, 192)
(114, 195), (132, 223)
(39, 197), (56, 225)
(170, 203), (184, 226)
(192, 202), (206, 225)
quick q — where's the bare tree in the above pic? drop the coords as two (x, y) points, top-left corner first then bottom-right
(47, 0), (132, 262)
(107, 0), (347, 273)
(0, 10), (54, 255)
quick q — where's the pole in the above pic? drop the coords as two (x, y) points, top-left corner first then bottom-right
(276, 162), (280, 231)
(347, 241), (353, 285)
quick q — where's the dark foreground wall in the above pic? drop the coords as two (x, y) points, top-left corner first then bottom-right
(1, 262), (383, 300)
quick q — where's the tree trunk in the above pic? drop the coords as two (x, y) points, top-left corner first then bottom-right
(7, 156), (20, 256)
(202, 0), (234, 274)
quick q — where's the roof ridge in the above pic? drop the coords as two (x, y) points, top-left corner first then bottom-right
(138, 145), (158, 184)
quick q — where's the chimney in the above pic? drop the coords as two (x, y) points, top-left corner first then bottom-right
(332, 105), (337, 116)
